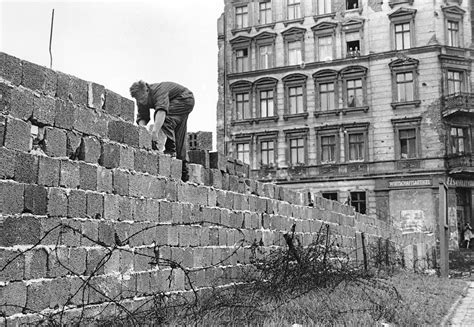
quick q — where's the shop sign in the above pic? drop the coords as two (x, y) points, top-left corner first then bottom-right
(388, 179), (432, 188)
(446, 177), (474, 188)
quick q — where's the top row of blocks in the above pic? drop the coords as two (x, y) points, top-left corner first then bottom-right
(0, 52), (135, 123)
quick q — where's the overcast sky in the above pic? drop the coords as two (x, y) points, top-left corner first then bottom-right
(0, 0), (224, 136)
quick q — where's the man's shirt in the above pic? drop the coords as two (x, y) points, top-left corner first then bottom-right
(136, 82), (194, 125)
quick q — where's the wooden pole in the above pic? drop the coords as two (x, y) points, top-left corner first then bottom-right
(439, 182), (449, 278)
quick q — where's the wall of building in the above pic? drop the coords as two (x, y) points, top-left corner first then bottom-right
(0, 52), (435, 324)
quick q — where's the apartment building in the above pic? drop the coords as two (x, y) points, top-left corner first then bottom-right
(216, 0), (474, 246)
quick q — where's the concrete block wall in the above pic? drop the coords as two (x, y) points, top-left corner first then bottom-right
(0, 52), (435, 324)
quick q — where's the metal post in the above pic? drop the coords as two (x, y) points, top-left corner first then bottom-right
(439, 182), (449, 277)
(49, 9), (55, 69)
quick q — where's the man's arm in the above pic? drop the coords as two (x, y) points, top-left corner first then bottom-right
(152, 109), (166, 139)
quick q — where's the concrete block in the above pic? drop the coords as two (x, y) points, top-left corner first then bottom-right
(97, 166), (113, 193)
(0, 147), (15, 179)
(188, 149), (210, 168)
(155, 225), (178, 246)
(26, 280), (52, 312)
(86, 191), (104, 219)
(103, 194), (119, 221)
(112, 168), (129, 196)
(118, 196), (133, 221)
(157, 153), (171, 177)
(68, 189), (87, 218)
(0, 52), (22, 85)
(1, 84), (34, 120)
(0, 181), (24, 214)
(24, 248), (48, 279)
(107, 120), (126, 143)
(170, 157), (182, 180)
(81, 219), (99, 246)
(14, 152), (38, 183)
(1, 215), (41, 246)
(104, 89), (121, 117)
(79, 162), (98, 191)
(21, 60), (56, 95)
(32, 95), (56, 125)
(47, 187), (68, 217)
(134, 149), (157, 175)
(120, 97), (135, 122)
(100, 142), (134, 170)
(1, 281), (27, 316)
(188, 163), (203, 184)
(4, 116), (30, 152)
(0, 249), (25, 282)
(48, 277), (71, 309)
(43, 126), (67, 157)
(59, 159), (80, 188)
(24, 184), (47, 215)
(74, 106), (108, 138)
(59, 218), (82, 246)
(98, 221), (114, 246)
(209, 151), (226, 172)
(78, 136), (101, 163)
(66, 130), (82, 159)
(56, 72), (88, 106)
(138, 126), (152, 150)
(85, 248), (106, 275)
(87, 82), (105, 110)
(37, 155), (60, 186)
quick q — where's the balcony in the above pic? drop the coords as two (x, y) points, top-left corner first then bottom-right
(442, 93), (474, 118)
(446, 153), (474, 174)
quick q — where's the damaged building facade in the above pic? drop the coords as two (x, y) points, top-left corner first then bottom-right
(217, 0), (474, 247)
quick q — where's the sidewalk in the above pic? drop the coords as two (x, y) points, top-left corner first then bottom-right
(448, 281), (474, 326)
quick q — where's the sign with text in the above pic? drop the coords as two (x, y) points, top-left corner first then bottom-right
(388, 179), (432, 188)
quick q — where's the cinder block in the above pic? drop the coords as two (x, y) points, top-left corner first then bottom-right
(81, 220), (99, 246)
(155, 225), (178, 246)
(226, 158), (235, 175)
(134, 149), (158, 175)
(68, 189), (87, 218)
(104, 89), (121, 117)
(26, 280), (51, 312)
(188, 163), (203, 184)
(0, 52), (22, 85)
(0, 147), (16, 179)
(112, 168), (129, 196)
(59, 159), (80, 188)
(74, 106), (108, 138)
(188, 149), (210, 168)
(85, 248), (106, 275)
(2, 85), (35, 120)
(37, 155), (60, 186)
(24, 248), (48, 279)
(209, 169), (223, 189)
(170, 157), (182, 180)
(86, 191), (104, 219)
(1, 215), (41, 246)
(14, 152), (38, 183)
(138, 126), (152, 150)
(43, 127), (67, 157)
(157, 153), (171, 177)
(78, 136), (101, 163)
(87, 82), (105, 110)
(1, 281), (27, 316)
(0, 249), (25, 282)
(100, 142), (134, 170)
(98, 221), (115, 246)
(66, 130), (82, 159)
(103, 194), (119, 221)
(118, 196), (133, 221)
(4, 117), (30, 152)
(56, 72), (88, 106)
(21, 60), (56, 95)
(0, 181), (24, 214)
(24, 184), (47, 215)
(209, 151), (226, 172)
(48, 277), (71, 309)
(107, 120), (126, 143)
(47, 187), (68, 217)
(120, 97), (135, 122)
(79, 162), (98, 191)
(32, 95), (56, 125)
(97, 166), (113, 193)
(54, 99), (76, 129)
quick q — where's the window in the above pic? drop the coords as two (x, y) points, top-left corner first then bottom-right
(282, 27), (306, 66)
(259, 1), (272, 25)
(345, 32), (360, 57)
(289, 86), (304, 114)
(447, 21), (459, 47)
(260, 140), (275, 165)
(288, 40), (302, 65)
(350, 191), (366, 214)
(346, 0), (359, 9)
(450, 127), (467, 154)
(388, 8), (416, 51)
(235, 6), (249, 29)
(396, 72), (414, 102)
(394, 22), (410, 50)
(392, 117), (421, 160)
(389, 57), (420, 108)
(236, 93), (250, 120)
(259, 45), (273, 69)
(321, 135), (337, 163)
(283, 73), (308, 118)
(290, 138), (305, 164)
(259, 90), (274, 117)
(399, 128), (417, 159)
(340, 66), (367, 110)
(348, 133), (364, 161)
(318, 36), (333, 61)
(319, 82), (335, 111)
(287, 0), (301, 20)
(317, 0), (332, 15)
(447, 70), (463, 95)
(235, 49), (249, 72)
(236, 143), (250, 164)
(322, 192), (338, 201)
(346, 79), (363, 107)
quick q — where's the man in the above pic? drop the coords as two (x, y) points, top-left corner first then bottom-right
(130, 80), (194, 181)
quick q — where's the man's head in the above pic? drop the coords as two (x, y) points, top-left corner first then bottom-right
(130, 80), (149, 105)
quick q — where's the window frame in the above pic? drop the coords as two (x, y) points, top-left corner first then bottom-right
(282, 73), (308, 120)
(392, 117), (422, 160)
(350, 191), (366, 214)
(286, 0), (302, 21)
(340, 66), (368, 111)
(341, 19), (364, 58)
(388, 8), (417, 51)
(389, 57), (420, 109)
(312, 22), (337, 62)
(233, 133), (253, 166)
(322, 191), (338, 201)
(254, 77), (278, 121)
(234, 4), (250, 30)
(446, 69), (465, 95)
(313, 69), (339, 115)
(284, 128), (308, 166)
(254, 32), (277, 70)
(230, 81), (253, 123)
(230, 36), (252, 74)
(449, 125), (470, 155)
(343, 123), (369, 163)
(315, 126), (340, 164)
(315, 0), (333, 16)
(282, 27), (306, 66)
(259, 1), (272, 25)
(442, 5), (465, 48)
(256, 131), (278, 167)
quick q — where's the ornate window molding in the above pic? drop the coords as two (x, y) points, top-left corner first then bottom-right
(442, 5), (465, 48)
(389, 56), (421, 109)
(388, 0), (414, 9)
(253, 31), (277, 70)
(233, 133), (253, 166)
(340, 65), (369, 113)
(315, 124), (340, 164)
(282, 73), (308, 120)
(313, 69), (339, 116)
(343, 122), (369, 162)
(391, 116), (422, 160)
(255, 131), (279, 167)
(230, 36), (252, 73)
(254, 77), (279, 122)
(388, 7), (417, 50)
(230, 80), (253, 124)
(341, 18), (364, 58)
(284, 128), (309, 165)
(282, 27), (306, 66)
(232, 3), (252, 34)
(312, 21), (337, 62)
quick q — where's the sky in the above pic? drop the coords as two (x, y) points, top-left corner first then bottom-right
(0, 0), (224, 138)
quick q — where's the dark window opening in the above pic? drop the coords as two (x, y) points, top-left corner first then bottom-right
(350, 191), (366, 214)
(346, 40), (360, 57)
(322, 192), (338, 201)
(346, 0), (359, 10)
